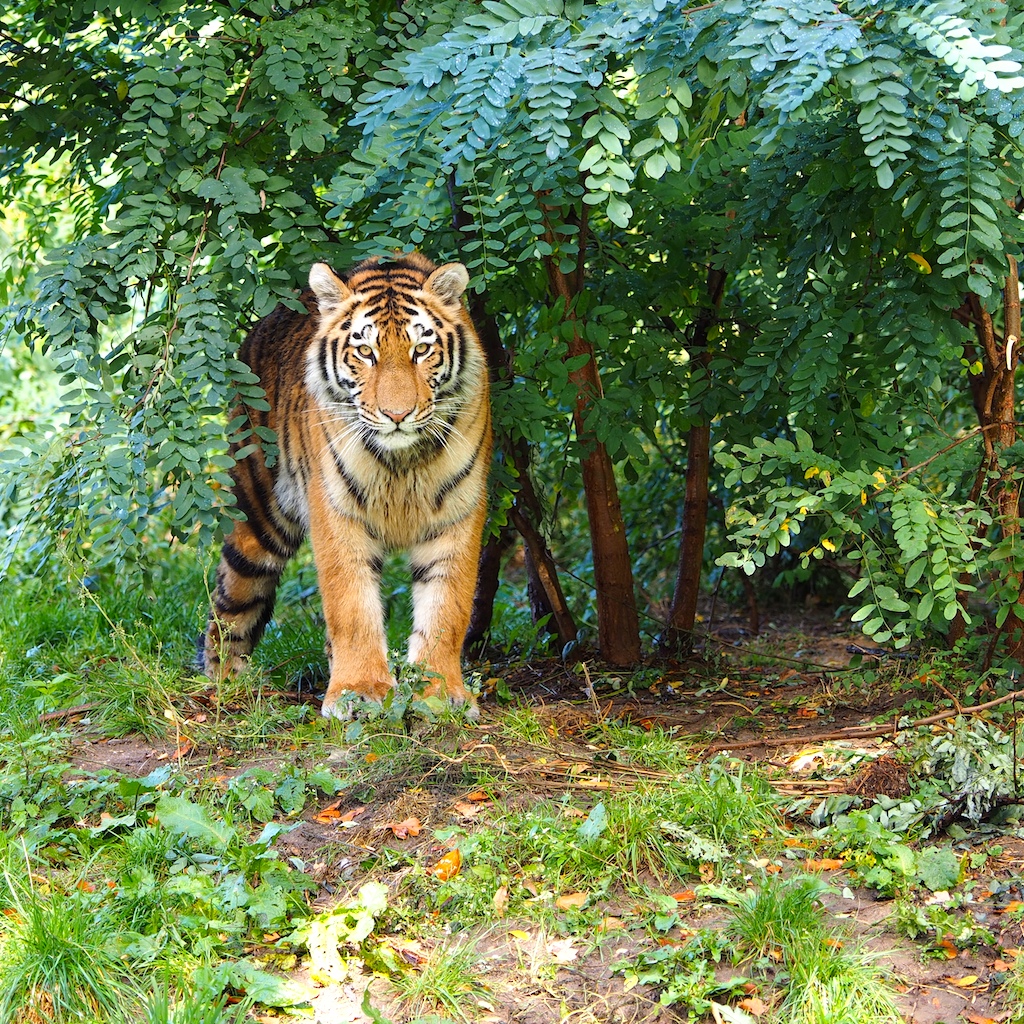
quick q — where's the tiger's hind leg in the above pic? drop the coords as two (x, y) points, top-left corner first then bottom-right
(203, 517), (304, 680)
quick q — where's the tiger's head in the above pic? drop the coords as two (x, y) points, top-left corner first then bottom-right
(305, 254), (482, 456)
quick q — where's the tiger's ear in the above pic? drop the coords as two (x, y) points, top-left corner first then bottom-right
(425, 262), (469, 306)
(309, 263), (351, 313)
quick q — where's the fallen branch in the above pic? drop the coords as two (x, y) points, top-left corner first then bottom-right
(702, 688), (1024, 754)
(38, 702), (98, 722)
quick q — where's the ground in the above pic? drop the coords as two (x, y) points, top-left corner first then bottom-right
(58, 608), (1024, 1024)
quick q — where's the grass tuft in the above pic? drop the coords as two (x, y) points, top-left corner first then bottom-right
(0, 883), (140, 1023)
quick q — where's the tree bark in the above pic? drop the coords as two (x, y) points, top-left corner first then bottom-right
(463, 286), (578, 652)
(464, 524), (515, 656)
(541, 208), (641, 666)
(662, 266), (727, 655)
(947, 257), (1022, 658)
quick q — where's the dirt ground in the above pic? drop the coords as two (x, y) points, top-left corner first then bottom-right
(66, 612), (1024, 1024)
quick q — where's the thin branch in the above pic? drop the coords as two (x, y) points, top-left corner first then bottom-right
(704, 688), (1024, 753)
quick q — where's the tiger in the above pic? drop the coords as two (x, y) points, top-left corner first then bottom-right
(202, 253), (492, 719)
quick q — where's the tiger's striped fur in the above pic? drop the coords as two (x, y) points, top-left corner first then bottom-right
(203, 254), (491, 718)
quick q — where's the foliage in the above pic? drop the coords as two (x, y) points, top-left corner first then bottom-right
(0, 0), (1022, 665)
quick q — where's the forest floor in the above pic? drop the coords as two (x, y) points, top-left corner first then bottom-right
(56, 603), (1024, 1024)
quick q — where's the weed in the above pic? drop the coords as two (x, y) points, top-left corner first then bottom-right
(781, 939), (903, 1024)
(613, 930), (742, 1018)
(497, 700), (550, 744)
(892, 897), (996, 953)
(587, 721), (692, 772)
(1006, 957), (1024, 1024)
(143, 982), (249, 1024)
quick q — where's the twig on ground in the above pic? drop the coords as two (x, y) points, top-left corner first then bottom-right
(702, 688), (1024, 753)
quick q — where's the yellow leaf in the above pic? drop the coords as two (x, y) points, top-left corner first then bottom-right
(947, 974), (979, 987)
(821, 538), (836, 552)
(820, 470), (832, 485)
(907, 252), (932, 273)
(622, 974), (639, 993)
(510, 929), (531, 941)
(492, 884), (509, 917)
(804, 466), (820, 479)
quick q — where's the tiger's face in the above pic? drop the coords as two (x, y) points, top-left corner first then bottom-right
(306, 257), (474, 454)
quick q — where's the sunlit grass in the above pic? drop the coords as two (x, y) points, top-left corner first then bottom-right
(0, 883), (140, 1023)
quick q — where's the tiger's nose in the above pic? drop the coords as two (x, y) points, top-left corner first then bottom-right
(381, 407), (414, 423)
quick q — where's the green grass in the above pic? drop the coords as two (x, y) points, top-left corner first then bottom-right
(0, 883), (141, 1023)
(0, 548), (978, 1023)
(389, 937), (489, 1023)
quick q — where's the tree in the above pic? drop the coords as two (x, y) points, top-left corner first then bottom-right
(2, 0), (1024, 668)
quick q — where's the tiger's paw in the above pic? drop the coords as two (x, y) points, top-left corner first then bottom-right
(320, 675), (396, 720)
(418, 673), (479, 720)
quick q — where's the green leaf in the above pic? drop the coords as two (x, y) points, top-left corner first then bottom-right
(154, 795), (235, 849)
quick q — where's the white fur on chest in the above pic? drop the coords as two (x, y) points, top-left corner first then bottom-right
(279, 412), (483, 550)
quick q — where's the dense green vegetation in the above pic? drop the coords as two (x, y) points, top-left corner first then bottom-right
(1, 0), (1023, 668)
(0, 567), (1022, 1021)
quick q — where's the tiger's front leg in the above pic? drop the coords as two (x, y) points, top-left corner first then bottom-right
(408, 509), (485, 713)
(308, 479), (393, 719)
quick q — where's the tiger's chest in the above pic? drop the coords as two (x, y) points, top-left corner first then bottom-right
(277, 417), (484, 550)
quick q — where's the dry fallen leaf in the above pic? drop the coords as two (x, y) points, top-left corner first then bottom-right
(387, 816), (421, 839)
(430, 848), (462, 881)
(699, 863), (716, 883)
(944, 974), (979, 987)
(673, 889), (697, 903)
(313, 808), (341, 823)
(738, 996), (767, 1017)
(963, 1012), (999, 1024)
(1001, 900), (1024, 914)
(453, 800), (487, 817)
(936, 938), (959, 959)
(992, 958), (1012, 972)
(546, 937), (578, 963)
(492, 884), (509, 918)
(805, 858), (845, 872)
(555, 891), (588, 911)
(339, 806), (366, 822)
(598, 916), (625, 931)
(465, 790), (490, 802)
(509, 929), (531, 941)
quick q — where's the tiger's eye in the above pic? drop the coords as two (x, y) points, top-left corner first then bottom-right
(413, 342), (431, 357)
(356, 344), (374, 359)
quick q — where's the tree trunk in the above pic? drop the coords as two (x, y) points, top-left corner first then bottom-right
(463, 289), (578, 652)
(541, 209), (641, 666)
(464, 524), (515, 656)
(662, 267), (727, 655)
(948, 256), (1022, 658)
